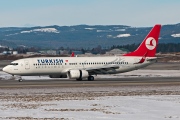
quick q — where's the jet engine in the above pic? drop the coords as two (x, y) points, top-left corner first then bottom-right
(67, 70), (89, 79)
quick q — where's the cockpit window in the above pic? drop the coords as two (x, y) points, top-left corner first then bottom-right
(10, 63), (18, 66)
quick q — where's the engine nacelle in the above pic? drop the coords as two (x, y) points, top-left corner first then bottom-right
(49, 75), (67, 78)
(68, 70), (89, 79)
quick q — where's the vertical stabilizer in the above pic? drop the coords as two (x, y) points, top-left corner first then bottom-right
(123, 24), (161, 57)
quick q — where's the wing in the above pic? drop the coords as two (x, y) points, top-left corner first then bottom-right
(84, 65), (119, 75)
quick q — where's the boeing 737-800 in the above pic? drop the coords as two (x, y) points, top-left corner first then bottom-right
(3, 24), (161, 82)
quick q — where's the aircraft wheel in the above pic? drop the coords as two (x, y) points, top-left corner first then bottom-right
(88, 76), (94, 81)
(18, 79), (23, 82)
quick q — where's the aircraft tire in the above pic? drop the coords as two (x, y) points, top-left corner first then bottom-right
(18, 79), (23, 82)
(88, 76), (94, 81)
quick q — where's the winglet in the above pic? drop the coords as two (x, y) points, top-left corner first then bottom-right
(123, 24), (161, 57)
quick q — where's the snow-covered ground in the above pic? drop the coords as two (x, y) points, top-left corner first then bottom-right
(20, 28), (60, 33)
(0, 69), (180, 119)
(0, 95), (180, 120)
(0, 69), (180, 80)
(97, 69), (180, 78)
(171, 33), (180, 37)
(116, 33), (131, 38)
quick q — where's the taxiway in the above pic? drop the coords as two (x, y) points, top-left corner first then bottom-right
(0, 77), (180, 88)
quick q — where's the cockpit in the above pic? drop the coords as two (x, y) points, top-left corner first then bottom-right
(10, 63), (18, 66)
(3, 62), (20, 74)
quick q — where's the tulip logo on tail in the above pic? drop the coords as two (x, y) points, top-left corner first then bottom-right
(145, 37), (156, 50)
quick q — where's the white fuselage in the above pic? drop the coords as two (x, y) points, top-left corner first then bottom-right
(3, 56), (156, 76)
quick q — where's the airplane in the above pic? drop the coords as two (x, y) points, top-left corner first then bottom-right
(71, 52), (75, 57)
(3, 24), (161, 82)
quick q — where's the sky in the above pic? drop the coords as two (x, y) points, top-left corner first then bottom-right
(0, 0), (180, 27)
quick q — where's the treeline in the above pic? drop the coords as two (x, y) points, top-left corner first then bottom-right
(111, 43), (180, 53)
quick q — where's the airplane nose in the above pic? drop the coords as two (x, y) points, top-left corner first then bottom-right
(3, 66), (9, 73)
(3, 65), (14, 75)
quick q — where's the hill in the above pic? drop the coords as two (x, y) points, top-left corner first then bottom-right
(0, 24), (180, 48)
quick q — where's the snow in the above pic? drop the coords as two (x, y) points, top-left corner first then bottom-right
(171, 33), (180, 37)
(96, 30), (110, 32)
(21, 28), (60, 33)
(0, 70), (180, 81)
(97, 69), (180, 78)
(97, 30), (105, 32)
(0, 95), (180, 119)
(0, 69), (180, 119)
(85, 28), (96, 30)
(115, 29), (126, 31)
(5, 33), (19, 36)
(116, 34), (131, 38)
(97, 30), (103, 32)
(107, 35), (113, 38)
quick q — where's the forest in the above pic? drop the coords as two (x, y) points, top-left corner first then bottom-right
(111, 43), (180, 53)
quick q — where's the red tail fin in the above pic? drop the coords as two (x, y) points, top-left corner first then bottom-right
(123, 24), (161, 57)
(71, 52), (75, 57)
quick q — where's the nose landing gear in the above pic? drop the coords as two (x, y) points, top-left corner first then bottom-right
(18, 78), (23, 82)
(12, 75), (23, 82)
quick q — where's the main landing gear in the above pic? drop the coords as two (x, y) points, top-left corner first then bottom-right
(88, 76), (94, 81)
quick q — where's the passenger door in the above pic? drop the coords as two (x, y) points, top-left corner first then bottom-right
(24, 60), (30, 70)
